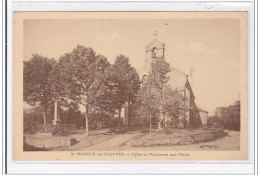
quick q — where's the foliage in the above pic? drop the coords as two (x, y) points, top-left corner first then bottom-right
(164, 126), (173, 135)
(52, 126), (70, 136)
(213, 100), (240, 131)
(207, 116), (223, 128)
(222, 100), (240, 131)
(190, 108), (203, 128)
(208, 100), (240, 131)
(35, 123), (75, 136)
(60, 108), (85, 129)
(23, 54), (57, 124)
(105, 55), (140, 126)
(23, 111), (43, 134)
(137, 57), (171, 135)
(162, 86), (189, 127)
(57, 45), (110, 135)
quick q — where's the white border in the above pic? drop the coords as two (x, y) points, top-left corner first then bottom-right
(6, 1), (255, 174)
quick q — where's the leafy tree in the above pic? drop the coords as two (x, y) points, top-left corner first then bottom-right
(209, 100), (240, 130)
(23, 54), (57, 124)
(137, 57), (170, 135)
(58, 45), (110, 135)
(207, 115), (223, 128)
(125, 67), (140, 126)
(162, 85), (189, 127)
(110, 55), (140, 126)
(218, 100), (240, 131)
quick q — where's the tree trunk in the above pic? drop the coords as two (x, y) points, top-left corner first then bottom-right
(118, 108), (121, 126)
(85, 104), (89, 136)
(149, 116), (152, 137)
(43, 107), (47, 125)
(43, 111), (47, 125)
(127, 100), (131, 127)
(102, 116), (104, 128)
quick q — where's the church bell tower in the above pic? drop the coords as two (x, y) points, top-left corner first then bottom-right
(144, 31), (165, 73)
(139, 31), (166, 80)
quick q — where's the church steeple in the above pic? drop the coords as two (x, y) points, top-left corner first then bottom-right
(139, 31), (166, 79)
(144, 31), (165, 69)
(145, 31), (165, 58)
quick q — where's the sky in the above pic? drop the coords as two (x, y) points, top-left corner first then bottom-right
(24, 18), (241, 115)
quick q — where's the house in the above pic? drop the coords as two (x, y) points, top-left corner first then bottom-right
(198, 108), (209, 126)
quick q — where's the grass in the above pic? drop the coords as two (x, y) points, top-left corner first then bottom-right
(129, 128), (227, 147)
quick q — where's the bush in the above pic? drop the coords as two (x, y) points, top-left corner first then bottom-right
(23, 111), (43, 134)
(114, 127), (128, 134)
(164, 127), (172, 135)
(130, 117), (150, 129)
(140, 127), (149, 133)
(52, 127), (70, 136)
(60, 109), (85, 129)
(37, 123), (55, 133)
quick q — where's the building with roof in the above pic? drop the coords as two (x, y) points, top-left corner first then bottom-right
(139, 36), (202, 128)
(198, 108), (209, 126)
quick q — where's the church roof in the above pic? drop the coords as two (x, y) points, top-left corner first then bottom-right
(198, 108), (209, 113)
(145, 39), (165, 51)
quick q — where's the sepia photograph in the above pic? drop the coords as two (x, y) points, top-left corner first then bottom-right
(13, 12), (248, 161)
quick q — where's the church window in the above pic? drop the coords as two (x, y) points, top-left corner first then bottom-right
(152, 47), (157, 58)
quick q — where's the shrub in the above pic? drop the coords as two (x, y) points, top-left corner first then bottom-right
(164, 127), (172, 135)
(114, 127), (128, 134)
(140, 127), (149, 133)
(130, 117), (150, 129)
(23, 111), (42, 134)
(35, 123), (72, 136)
(52, 127), (70, 136)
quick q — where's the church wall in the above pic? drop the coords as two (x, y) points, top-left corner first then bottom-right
(156, 48), (164, 58)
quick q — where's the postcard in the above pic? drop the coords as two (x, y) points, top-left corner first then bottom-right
(13, 12), (248, 161)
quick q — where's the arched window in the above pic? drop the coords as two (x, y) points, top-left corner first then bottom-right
(152, 47), (157, 58)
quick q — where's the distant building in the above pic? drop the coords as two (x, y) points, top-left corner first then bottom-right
(139, 37), (202, 128)
(215, 107), (224, 118)
(198, 108), (209, 126)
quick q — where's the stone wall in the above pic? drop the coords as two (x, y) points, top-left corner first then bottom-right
(130, 129), (228, 147)
(182, 130), (227, 144)
(24, 135), (77, 150)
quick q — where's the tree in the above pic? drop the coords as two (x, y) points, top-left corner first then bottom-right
(217, 100), (240, 131)
(110, 55), (140, 126)
(58, 45), (110, 135)
(125, 67), (140, 126)
(161, 85), (188, 127)
(137, 57), (170, 135)
(23, 54), (57, 124)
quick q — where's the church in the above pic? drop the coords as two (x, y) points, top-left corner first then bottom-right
(138, 34), (202, 128)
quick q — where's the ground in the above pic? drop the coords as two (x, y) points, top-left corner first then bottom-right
(67, 129), (240, 151)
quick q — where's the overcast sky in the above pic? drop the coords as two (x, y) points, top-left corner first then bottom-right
(24, 18), (241, 115)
